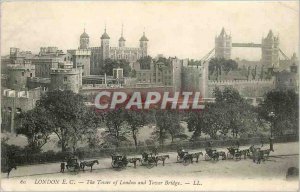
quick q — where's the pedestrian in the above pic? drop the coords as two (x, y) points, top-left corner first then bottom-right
(60, 162), (65, 173)
(236, 140), (240, 148)
(269, 137), (274, 152)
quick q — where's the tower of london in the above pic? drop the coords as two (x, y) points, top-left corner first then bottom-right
(85, 26), (149, 75)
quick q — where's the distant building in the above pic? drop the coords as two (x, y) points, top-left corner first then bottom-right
(136, 57), (183, 91)
(67, 29), (91, 76)
(1, 48), (34, 75)
(90, 27), (148, 75)
(50, 61), (82, 93)
(275, 64), (298, 92)
(32, 47), (72, 78)
(113, 68), (124, 79)
(215, 28), (232, 59)
(261, 30), (279, 69)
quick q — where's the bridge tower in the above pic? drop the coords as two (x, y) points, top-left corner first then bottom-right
(261, 30), (279, 69)
(215, 27), (232, 59)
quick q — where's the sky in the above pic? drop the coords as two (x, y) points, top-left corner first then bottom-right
(1, 1), (299, 60)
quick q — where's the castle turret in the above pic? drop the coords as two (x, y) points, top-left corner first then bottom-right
(119, 25), (126, 48)
(261, 30), (279, 69)
(80, 28), (89, 49)
(139, 32), (148, 57)
(215, 27), (232, 59)
(101, 26), (110, 61)
(50, 61), (82, 93)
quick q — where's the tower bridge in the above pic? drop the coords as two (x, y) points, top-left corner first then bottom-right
(210, 27), (291, 69)
(231, 43), (262, 48)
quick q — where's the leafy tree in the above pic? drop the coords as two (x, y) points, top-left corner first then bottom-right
(104, 108), (128, 148)
(138, 56), (152, 70)
(188, 87), (259, 139)
(124, 110), (146, 149)
(153, 110), (183, 146)
(258, 90), (299, 135)
(36, 90), (100, 152)
(16, 107), (53, 152)
(209, 58), (238, 78)
(103, 59), (132, 77)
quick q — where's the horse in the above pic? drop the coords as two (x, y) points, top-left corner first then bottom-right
(240, 149), (250, 159)
(190, 152), (203, 163)
(155, 155), (169, 166)
(127, 157), (142, 168)
(80, 160), (99, 171)
(260, 149), (271, 159)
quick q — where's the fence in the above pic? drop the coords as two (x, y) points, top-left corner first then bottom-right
(3, 134), (299, 166)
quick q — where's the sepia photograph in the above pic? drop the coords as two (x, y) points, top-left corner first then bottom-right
(0, 1), (299, 191)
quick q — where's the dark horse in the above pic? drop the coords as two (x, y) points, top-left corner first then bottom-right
(80, 160), (99, 171)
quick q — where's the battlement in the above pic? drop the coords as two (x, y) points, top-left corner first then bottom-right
(67, 49), (91, 56)
(7, 63), (35, 71)
(208, 79), (274, 85)
(110, 47), (141, 51)
(50, 68), (79, 74)
(3, 89), (30, 98)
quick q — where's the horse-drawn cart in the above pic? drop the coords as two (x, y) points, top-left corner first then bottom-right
(227, 147), (242, 160)
(177, 149), (192, 166)
(111, 155), (128, 170)
(141, 152), (157, 168)
(66, 158), (80, 172)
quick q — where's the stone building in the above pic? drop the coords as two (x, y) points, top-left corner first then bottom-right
(6, 61), (35, 90)
(32, 47), (73, 78)
(67, 29), (91, 76)
(261, 30), (279, 69)
(1, 88), (42, 133)
(50, 61), (82, 93)
(275, 64), (298, 92)
(136, 57), (183, 91)
(1, 48), (34, 75)
(215, 28), (232, 59)
(90, 27), (149, 75)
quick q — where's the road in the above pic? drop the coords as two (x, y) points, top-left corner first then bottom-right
(1, 142), (299, 191)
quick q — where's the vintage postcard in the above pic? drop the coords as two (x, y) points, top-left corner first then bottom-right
(1, 1), (299, 191)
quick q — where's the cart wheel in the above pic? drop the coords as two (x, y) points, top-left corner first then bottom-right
(204, 153), (210, 161)
(183, 158), (191, 166)
(146, 162), (155, 169)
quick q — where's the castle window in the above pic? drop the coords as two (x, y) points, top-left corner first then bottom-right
(30, 73), (33, 77)
(22, 72), (25, 76)
(64, 77), (67, 82)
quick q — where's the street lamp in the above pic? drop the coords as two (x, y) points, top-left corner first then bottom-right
(268, 111), (275, 151)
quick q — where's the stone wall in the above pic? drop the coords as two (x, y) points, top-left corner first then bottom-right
(207, 79), (275, 97)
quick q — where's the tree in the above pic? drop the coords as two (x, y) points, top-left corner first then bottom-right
(138, 56), (152, 70)
(37, 90), (100, 152)
(103, 58), (118, 76)
(124, 110), (146, 149)
(103, 58), (132, 77)
(258, 90), (299, 135)
(209, 58), (238, 78)
(153, 110), (182, 146)
(16, 107), (53, 152)
(104, 108), (128, 148)
(188, 87), (260, 139)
